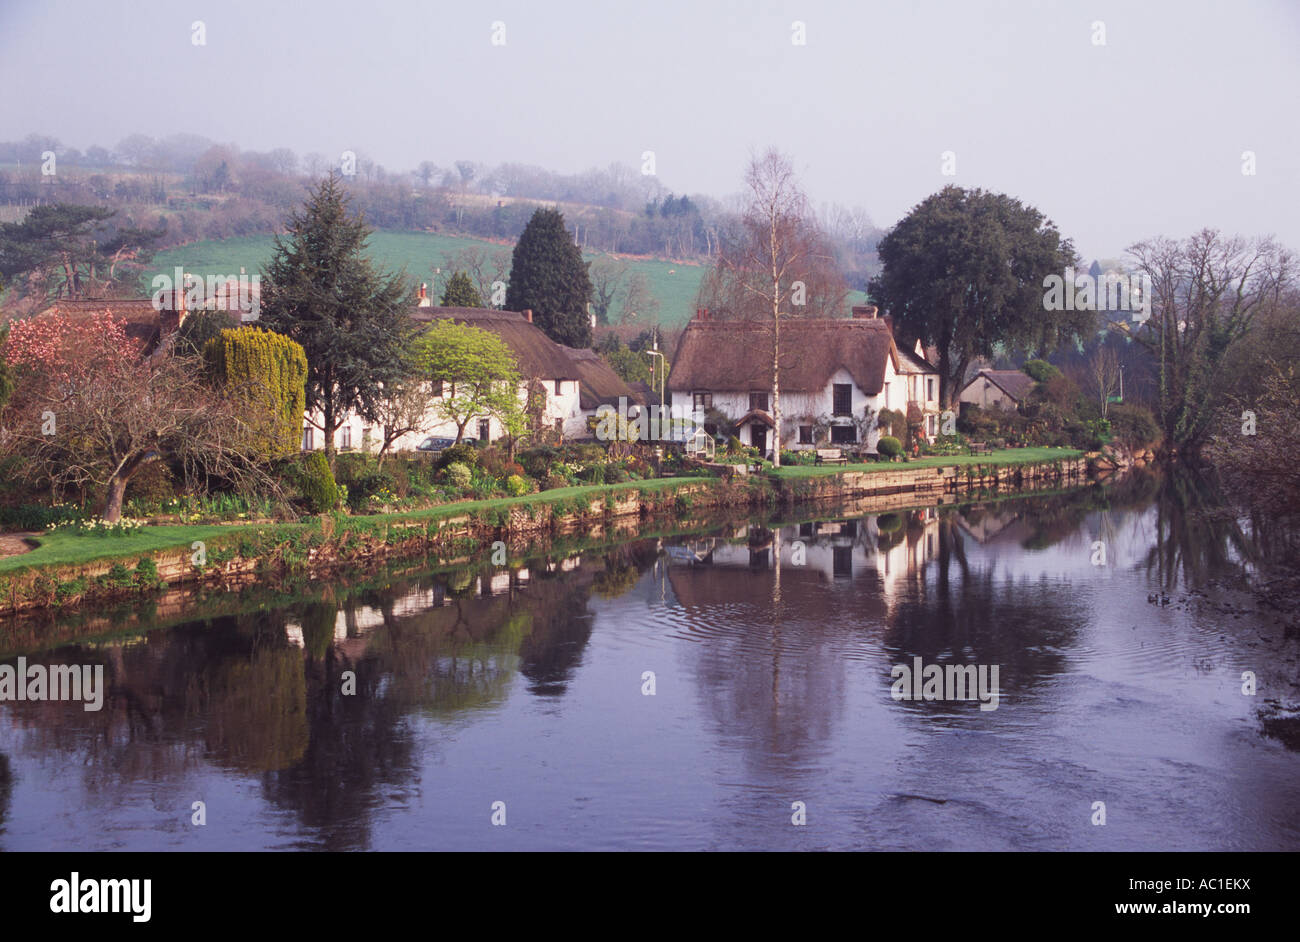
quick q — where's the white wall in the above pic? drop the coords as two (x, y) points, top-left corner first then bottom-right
(301, 377), (585, 453)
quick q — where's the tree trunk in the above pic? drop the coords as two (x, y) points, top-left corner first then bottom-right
(103, 476), (129, 523)
(103, 453), (152, 522)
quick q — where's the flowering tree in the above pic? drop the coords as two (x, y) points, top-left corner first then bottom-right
(1, 310), (267, 521)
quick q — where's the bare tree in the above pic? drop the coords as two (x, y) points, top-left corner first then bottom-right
(370, 378), (430, 468)
(588, 255), (628, 324)
(1089, 344), (1121, 418)
(1, 317), (270, 521)
(704, 149), (847, 466)
(1119, 229), (1293, 454)
(437, 245), (510, 308)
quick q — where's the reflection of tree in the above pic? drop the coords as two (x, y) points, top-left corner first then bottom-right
(1144, 470), (1258, 592)
(204, 647), (307, 773)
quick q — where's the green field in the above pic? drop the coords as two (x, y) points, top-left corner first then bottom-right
(150, 230), (869, 329)
(150, 231), (710, 328)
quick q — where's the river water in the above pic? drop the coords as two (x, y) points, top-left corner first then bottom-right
(1, 473), (1297, 851)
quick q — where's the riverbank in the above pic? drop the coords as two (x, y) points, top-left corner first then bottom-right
(0, 448), (1083, 615)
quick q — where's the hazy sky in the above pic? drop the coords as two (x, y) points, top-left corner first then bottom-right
(2, 0), (1297, 260)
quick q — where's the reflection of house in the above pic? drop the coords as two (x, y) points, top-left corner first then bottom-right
(958, 369), (1035, 412)
(667, 305), (940, 458)
(666, 510), (940, 601)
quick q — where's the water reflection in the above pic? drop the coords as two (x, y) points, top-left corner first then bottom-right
(0, 473), (1297, 850)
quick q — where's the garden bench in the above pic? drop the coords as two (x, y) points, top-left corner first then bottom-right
(814, 448), (849, 465)
(969, 441), (991, 455)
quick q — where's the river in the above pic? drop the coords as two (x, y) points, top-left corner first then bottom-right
(1, 471), (1297, 850)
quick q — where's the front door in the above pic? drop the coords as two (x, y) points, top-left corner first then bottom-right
(752, 425), (767, 458)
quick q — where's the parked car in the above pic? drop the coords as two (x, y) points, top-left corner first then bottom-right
(416, 437), (457, 452)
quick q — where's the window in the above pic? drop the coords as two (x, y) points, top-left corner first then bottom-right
(799, 425), (814, 445)
(928, 415), (937, 436)
(479, 418), (491, 441)
(833, 546), (853, 577)
(361, 427), (373, 450)
(749, 391), (768, 412)
(832, 383), (852, 416)
(927, 378), (936, 401)
(301, 427), (313, 451)
(799, 522), (814, 539)
(830, 425), (856, 444)
(340, 425), (352, 450)
(431, 379), (444, 397)
(693, 392), (712, 410)
(555, 379), (563, 396)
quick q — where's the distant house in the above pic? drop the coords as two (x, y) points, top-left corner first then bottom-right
(958, 369), (1036, 412)
(666, 305), (940, 457)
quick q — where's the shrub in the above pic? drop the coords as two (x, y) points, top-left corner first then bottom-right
(294, 452), (341, 512)
(543, 473), (569, 491)
(876, 512), (903, 532)
(0, 503), (84, 530)
(1022, 359), (1061, 383)
(876, 408), (905, 439)
(202, 328), (308, 460)
(436, 443), (479, 471)
(877, 436), (903, 458)
(1108, 403), (1161, 449)
(518, 446), (558, 480)
(443, 462), (473, 489)
(505, 474), (531, 496)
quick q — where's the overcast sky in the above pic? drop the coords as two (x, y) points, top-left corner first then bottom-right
(2, 0), (1297, 260)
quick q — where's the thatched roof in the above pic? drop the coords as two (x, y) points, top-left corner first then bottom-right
(561, 346), (644, 409)
(41, 298), (167, 352)
(965, 369), (1036, 402)
(412, 306), (579, 380)
(668, 318), (899, 395)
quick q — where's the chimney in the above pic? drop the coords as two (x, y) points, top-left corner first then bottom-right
(523, 308), (533, 323)
(160, 278), (188, 337)
(695, 307), (710, 322)
(851, 304), (878, 319)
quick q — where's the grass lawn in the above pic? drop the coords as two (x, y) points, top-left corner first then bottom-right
(0, 476), (709, 576)
(767, 447), (1084, 479)
(0, 524), (245, 575)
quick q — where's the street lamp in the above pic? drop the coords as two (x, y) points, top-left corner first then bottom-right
(644, 340), (667, 467)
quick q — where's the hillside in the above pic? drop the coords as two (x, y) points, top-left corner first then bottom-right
(150, 230), (710, 327)
(149, 230), (868, 328)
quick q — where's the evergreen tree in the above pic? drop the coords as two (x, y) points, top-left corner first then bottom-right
(869, 186), (1085, 407)
(259, 173), (414, 463)
(505, 207), (593, 346)
(441, 270), (484, 307)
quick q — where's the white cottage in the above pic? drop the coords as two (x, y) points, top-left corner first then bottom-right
(302, 304), (639, 453)
(666, 305), (940, 458)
